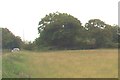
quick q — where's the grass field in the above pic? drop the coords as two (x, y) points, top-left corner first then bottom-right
(2, 49), (118, 78)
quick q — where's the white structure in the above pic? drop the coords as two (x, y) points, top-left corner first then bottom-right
(11, 48), (20, 53)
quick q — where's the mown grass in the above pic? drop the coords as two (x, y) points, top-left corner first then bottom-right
(2, 49), (118, 78)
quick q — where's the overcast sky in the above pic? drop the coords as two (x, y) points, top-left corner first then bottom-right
(0, 0), (119, 41)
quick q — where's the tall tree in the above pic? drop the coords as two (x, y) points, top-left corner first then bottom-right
(85, 19), (112, 48)
(37, 12), (83, 48)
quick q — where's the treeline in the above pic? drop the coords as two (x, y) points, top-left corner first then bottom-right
(34, 12), (119, 50)
(1, 12), (120, 51)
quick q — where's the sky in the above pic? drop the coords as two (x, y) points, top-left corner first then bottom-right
(0, 0), (119, 41)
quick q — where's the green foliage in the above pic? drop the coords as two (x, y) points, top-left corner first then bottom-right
(36, 12), (119, 50)
(2, 28), (22, 49)
(85, 19), (119, 48)
(22, 41), (36, 50)
(37, 12), (83, 49)
(2, 12), (119, 50)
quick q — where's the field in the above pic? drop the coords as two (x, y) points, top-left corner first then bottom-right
(2, 49), (118, 78)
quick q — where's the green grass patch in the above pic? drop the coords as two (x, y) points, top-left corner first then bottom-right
(2, 51), (30, 78)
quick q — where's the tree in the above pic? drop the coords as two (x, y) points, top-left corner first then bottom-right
(2, 28), (22, 49)
(85, 19), (106, 30)
(104, 25), (119, 48)
(85, 19), (112, 48)
(37, 12), (83, 49)
(110, 25), (119, 43)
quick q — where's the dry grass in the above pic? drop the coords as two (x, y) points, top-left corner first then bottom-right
(3, 49), (118, 78)
(25, 49), (118, 78)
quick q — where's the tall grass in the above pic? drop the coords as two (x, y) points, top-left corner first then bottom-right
(2, 49), (118, 78)
(2, 51), (30, 78)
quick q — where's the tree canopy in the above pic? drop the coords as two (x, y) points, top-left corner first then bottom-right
(1, 12), (119, 50)
(2, 28), (22, 49)
(37, 12), (83, 48)
(36, 12), (119, 50)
